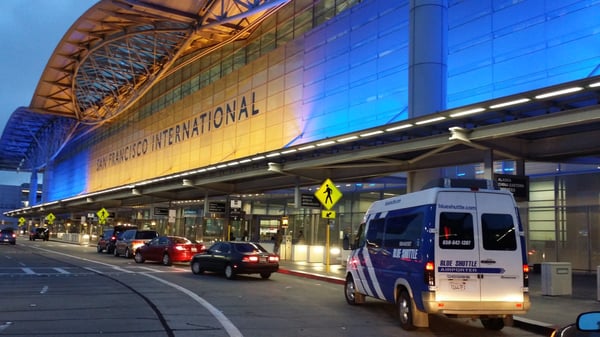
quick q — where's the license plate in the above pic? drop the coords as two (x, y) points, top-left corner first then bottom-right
(191, 247), (197, 252)
(449, 281), (467, 291)
(260, 257), (267, 263)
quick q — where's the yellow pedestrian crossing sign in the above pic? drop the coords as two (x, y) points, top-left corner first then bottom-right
(315, 178), (342, 210)
(45, 213), (56, 225)
(97, 208), (110, 225)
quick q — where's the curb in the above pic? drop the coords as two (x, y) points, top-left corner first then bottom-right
(277, 268), (345, 285)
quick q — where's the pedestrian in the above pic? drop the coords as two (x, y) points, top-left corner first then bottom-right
(297, 230), (305, 244)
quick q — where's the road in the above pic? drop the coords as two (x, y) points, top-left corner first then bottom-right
(0, 238), (545, 337)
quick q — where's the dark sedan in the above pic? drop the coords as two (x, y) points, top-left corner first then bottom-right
(134, 236), (205, 266)
(190, 241), (279, 280)
(0, 228), (16, 245)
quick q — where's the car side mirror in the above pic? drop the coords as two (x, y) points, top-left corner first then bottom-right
(577, 311), (600, 331)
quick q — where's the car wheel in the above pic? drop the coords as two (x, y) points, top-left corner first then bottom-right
(344, 275), (364, 305)
(260, 272), (271, 279)
(125, 248), (132, 258)
(162, 254), (172, 266)
(224, 264), (236, 280)
(114, 247), (120, 257)
(481, 318), (504, 330)
(397, 290), (416, 330)
(191, 260), (204, 275)
(134, 251), (145, 264)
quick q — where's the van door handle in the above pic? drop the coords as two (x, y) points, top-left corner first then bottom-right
(480, 259), (496, 264)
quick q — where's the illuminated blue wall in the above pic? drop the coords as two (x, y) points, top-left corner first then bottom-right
(447, 0), (600, 107)
(294, 0), (600, 143)
(46, 149), (89, 201)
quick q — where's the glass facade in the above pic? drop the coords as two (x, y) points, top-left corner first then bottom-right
(33, 0), (600, 271)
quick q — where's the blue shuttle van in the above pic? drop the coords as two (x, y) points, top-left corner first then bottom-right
(344, 179), (530, 331)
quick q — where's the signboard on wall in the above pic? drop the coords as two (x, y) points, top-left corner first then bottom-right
(495, 174), (529, 201)
(301, 194), (321, 208)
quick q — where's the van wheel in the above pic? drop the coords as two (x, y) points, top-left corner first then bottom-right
(481, 318), (504, 330)
(397, 291), (416, 330)
(345, 275), (364, 305)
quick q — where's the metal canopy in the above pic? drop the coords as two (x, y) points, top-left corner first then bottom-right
(0, 0), (290, 172)
(7, 76), (600, 218)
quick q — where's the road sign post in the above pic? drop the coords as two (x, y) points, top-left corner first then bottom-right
(315, 179), (343, 273)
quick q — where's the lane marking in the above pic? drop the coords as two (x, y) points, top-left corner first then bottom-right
(40, 286), (48, 294)
(22, 268), (35, 275)
(31, 245), (244, 337)
(143, 273), (243, 337)
(53, 268), (70, 274)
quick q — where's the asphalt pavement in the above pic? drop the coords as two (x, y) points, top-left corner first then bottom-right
(277, 261), (600, 336)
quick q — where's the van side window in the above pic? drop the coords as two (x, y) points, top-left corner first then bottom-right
(481, 214), (517, 251)
(439, 212), (474, 250)
(365, 218), (385, 248)
(384, 213), (424, 248)
(355, 223), (366, 248)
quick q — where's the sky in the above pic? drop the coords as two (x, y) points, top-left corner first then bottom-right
(0, 0), (98, 185)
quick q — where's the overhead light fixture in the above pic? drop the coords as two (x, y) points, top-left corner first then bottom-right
(449, 107), (485, 118)
(298, 145), (315, 151)
(448, 126), (470, 142)
(415, 116), (446, 125)
(337, 135), (358, 142)
(182, 179), (194, 187)
(86, 197), (93, 203)
(132, 188), (141, 195)
(385, 124), (413, 132)
(359, 130), (384, 137)
(489, 98), (530, 109)
(534, 86), (582, 99)
(589, 82), (600, 88)
(317, 140), (335, 147)
(281, 149), (297, 154)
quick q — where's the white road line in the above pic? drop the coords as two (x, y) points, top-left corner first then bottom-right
(22, 268), (35, 275)
(136, 266), (164, 272)
(143, 273), (243, 337)
(0, 322), (12, 332)
(53, 268), (70, 274)
(40, 286), (48, 294)
(31, 245), (244, 336)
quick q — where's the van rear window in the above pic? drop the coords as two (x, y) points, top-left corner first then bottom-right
(439, 212), (474, 250)
(481, 214), (517, 251)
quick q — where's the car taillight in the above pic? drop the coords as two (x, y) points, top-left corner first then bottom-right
(175, 245), (186, 251)
(424, 261), (435, 288)
(268, 256), (279, 263)
(242, 255), (259, 263)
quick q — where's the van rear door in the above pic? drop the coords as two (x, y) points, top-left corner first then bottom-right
(434, 191), (524, 303)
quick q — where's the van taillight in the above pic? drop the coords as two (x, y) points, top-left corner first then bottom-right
(523, 264), (529, 289)
(424, 261), (435, 287)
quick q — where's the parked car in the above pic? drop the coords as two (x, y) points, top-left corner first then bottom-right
(551, 312), (600, 337)
(134, 236), (206, 266)
(97, 225), (137, 254)
(190, 241), (279, 280)
(29, 227), (49, 241)
(0, 228), (16, 245)
(114, 229), (158, 258)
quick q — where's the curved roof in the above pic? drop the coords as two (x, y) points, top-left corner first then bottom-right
(0, 0), (290, 172)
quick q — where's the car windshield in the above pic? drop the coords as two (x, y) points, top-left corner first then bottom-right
(1, 230), (13, 234)
(136, 231), (157, 239)
(172, 237), (192, 244)
(234, 243), (267, 253)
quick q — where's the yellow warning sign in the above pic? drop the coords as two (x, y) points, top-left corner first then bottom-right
(45, 213), (56, 225)
(321, 210), (336, 219)
(314, 178), (342, 210)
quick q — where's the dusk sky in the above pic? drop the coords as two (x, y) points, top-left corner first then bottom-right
(0, 0), (97, 185)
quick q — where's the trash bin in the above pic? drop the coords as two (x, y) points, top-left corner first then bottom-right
(541, 262), (572, 296)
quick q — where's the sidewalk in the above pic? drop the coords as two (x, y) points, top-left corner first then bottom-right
(278, 261), (600, 336)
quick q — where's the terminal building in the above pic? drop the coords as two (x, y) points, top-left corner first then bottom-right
(1, 0), (599, 271)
